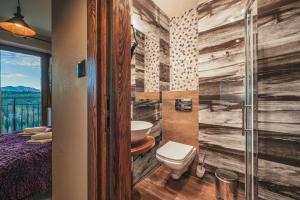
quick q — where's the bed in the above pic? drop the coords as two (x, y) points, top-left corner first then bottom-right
(0, 134), (52, 200)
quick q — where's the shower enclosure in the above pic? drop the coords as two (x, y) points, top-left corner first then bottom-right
(244, 0), (258, 199)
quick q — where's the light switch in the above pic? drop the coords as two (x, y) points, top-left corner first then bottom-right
(77, 60), (86, 78)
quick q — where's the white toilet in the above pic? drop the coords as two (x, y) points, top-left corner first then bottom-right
(156, 141), (196, 180)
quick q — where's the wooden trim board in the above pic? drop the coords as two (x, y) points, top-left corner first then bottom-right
(87, 0), (132, 199)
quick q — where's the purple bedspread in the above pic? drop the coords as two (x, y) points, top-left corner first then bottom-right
(0, 134), (52, 200)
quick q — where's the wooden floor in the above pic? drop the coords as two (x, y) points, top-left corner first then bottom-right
(133, 166), (245, 200)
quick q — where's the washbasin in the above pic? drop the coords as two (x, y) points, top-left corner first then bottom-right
(131, 121), (153, 144)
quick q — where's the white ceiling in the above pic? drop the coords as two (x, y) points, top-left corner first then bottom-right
(0, 0), (198, 37)
(152, 0), (199, 18)
(0, 0), (51, 37)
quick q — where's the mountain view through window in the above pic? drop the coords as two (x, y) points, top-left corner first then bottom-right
(0, 49), (41, 133)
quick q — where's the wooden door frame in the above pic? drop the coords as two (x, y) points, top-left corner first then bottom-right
(87, 0), (132, 199)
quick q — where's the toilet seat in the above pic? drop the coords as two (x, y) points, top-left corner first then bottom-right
(156, 148), (195, 164)
(156, 141), (197, 179)
(156, 141), (194, 162)
(156, 147), (196, 171)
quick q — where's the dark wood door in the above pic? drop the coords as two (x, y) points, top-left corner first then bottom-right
(87, 0), (132, 199)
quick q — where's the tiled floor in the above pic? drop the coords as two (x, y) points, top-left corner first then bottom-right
(133, 165), (245, 200)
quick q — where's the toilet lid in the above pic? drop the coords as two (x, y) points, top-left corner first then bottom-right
(157, 141), (194, 162)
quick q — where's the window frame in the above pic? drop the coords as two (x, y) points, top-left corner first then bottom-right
(0, 44), (51, 130)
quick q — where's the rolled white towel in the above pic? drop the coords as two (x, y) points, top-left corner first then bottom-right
(24, 126), (47, 134)
(19, 132), (35, 136)
(31, 132), (52, 140)
(27, 139), (52, 144)
(45, 127), (52, 132)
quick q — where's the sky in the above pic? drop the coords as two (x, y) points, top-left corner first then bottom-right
(0, 50), (41, 90)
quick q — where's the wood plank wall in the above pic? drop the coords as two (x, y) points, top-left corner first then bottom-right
(132, 0), (170, 93)
(132, 100), (162, 184)
(257, 0), (300, 199)
(198, 0), (300, 198)
(159, 39), (170, 91)
(197, 0), (247, 190)
(131, 0), (170, 185)
(132, 30), (145, 94)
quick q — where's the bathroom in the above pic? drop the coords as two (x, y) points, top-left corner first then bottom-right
(130, 0), (300, 200)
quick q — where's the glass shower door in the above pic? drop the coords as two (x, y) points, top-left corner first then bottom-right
(244, 1), (258, 200)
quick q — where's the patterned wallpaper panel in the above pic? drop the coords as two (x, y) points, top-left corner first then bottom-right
(170, 8), (198, 91)
(144, 36), (160, 92)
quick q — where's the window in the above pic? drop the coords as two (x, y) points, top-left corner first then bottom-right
(0, 45), (50, 133)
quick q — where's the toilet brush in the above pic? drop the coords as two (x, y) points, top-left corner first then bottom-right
(196, 153), (206, 178)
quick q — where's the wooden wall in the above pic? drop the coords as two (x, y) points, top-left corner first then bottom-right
(197, 0), (300, 198)
(162, 91), (199, 175)
(197, 0), (247, 190)
(159, 39), (170, 91)
(135, 92), (161, 101)
(132, 0), (170, 93)
(257, 0), (300, 199)
(132, 30), (146, 94)
(131, 0), (169, 185)
(132, 100), (162, 184)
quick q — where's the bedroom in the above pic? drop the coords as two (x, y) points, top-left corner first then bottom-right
(0, 0), (87, 199)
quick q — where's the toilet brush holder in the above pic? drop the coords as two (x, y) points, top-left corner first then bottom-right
(196, 165), (206, 178)
(197, 152), (206, 178)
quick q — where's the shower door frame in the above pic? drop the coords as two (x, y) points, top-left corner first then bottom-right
(244, 0), (258, 199)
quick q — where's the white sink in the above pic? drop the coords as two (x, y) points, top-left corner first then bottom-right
(131, 121), (153, 144)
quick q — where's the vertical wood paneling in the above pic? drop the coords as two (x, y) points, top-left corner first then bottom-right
(87, 0), (107, 199)
(87, 0), (132, 199)
(109, 0), (132, 199)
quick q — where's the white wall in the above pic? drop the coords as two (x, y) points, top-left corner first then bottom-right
(52, 0), (87, 199)
(0, 31), (51, 53)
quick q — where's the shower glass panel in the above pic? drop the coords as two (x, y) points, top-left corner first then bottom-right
(244, 1), (258, 200)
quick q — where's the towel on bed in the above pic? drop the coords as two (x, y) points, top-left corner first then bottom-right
(19, 126), (48, 136)
(24, 126), (47, 134)
(27, 139), (52, 144)
(31, 132), (52, 140)
(45, 127), (52, 132)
